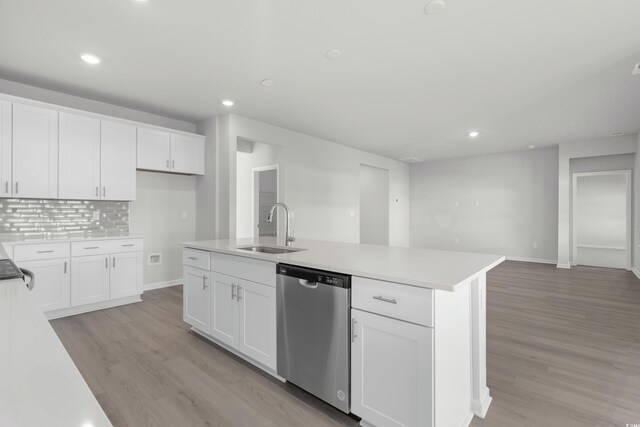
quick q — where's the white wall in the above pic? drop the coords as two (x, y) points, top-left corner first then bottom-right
(215, 114), (410, 246)
(557, 135), (638, 267)
(410, 147), (559, 262)
(195, 117), (217, 240)
(130, 172), (197, 285)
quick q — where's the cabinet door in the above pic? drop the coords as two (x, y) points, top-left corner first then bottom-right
(183, 266), (211, 333)
(101, 120), (137, 200)
(58, 112), (101, 200)
(110, 252), (142, 299)
(18, 258), (70, 312)
(210, 271), (238, 348)
(237, 279), (276, 370)
(137, 127), (170, 172)
(170, 134), (204, 175)
(351, 309), (434, 427)
(0, 100), (12, 197)
(12, 103), (58, 198)
(71, 255), (110, 306)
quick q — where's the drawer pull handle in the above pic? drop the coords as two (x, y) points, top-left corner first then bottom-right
(351, 318), (358, 343)
(64, 261), (67, 274)
(231, 283), (236, 300)
(373, 295), (398, 304)
(85, 246), (99, 250)
(187, 256), (198, 261)
(122, 244), (135, 247)
(237, 285), (242, 301)
(37, 250), (54, 253)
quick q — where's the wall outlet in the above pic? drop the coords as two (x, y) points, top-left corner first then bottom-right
(475, 200), (480, 207)
(148, 253), (161, 265)
(532, 242), (538, 249)
(181, 210), (188, 220)
(92, 211), (100, 221)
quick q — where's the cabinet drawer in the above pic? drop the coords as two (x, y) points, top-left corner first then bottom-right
(107, 239), (143, 254)
(211, 251), (275, 287)
(352, 277), (434, 327)
(13, 243), (70, 261)
(71, 241), (111, 256)
(183, 248), (211, 270)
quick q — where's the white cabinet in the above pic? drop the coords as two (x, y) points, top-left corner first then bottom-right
(351, 308), (434, 427)
(138, 127), (205, 175)
(11, 103), (58, 198)
(18, 258), (70, 312)
(101, 120), (136, 201)
(170, 134), (204, 175)
(71, 254), (110, 306)
(137, 127), (171, 172)
(0, 100), (12, 197)
(58, 112), (101, 200)
(183, 266), (211, 333)
(110, 252), (143, 299)
(237, 278), (277, 370)
(210, 271), (239, 348)
(182, 249), (277, 372)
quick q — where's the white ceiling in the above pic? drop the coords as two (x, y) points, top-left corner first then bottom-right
(0, 0), (639, 161)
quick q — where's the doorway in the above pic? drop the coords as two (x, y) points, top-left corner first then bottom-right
(572, 170), (631, 269)
(253, 165), (279, 238)
(359, 164), (389, 245)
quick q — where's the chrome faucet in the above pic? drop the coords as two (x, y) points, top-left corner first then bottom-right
(267, 203), (295, 246)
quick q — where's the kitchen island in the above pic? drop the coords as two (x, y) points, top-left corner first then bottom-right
(182, 237), (503, 427)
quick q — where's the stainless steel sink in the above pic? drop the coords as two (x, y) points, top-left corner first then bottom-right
(236, 245), (306, 255)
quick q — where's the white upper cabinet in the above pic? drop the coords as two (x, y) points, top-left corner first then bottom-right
(0, 100), (11, 197)
(170, 134), (205, 175)
(137, 127), (171, 172)
(137, 126), (205, 176)
(58, 112), (101, 200)
(101, 120), (136, 201)
(11, 103), (58, 198)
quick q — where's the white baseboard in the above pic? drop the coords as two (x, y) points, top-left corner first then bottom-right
(632, 267), (640, 280)
(143, 279), (182, 291)
(506, 256), (556, 265)
(556, 263), (571, 269)
(46, 295), (142, 320)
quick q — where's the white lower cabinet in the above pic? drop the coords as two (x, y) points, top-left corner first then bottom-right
(210, 272), (239, 348)
(110, 252), (143, 299)
(182, 249), (277, 372)
(237, 278), (277, 369)
(71, 254), (110, 306)
(183, 266), (211, 333)
(19, 258), (70, 312)
(351, 308), (434, 427)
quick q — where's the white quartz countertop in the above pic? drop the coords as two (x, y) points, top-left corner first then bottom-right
(1, 233), (142, 245)
(0, 279), (111, 426)
(181, 238), (505, 291)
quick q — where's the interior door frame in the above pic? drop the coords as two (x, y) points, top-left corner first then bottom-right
(571, 169), (631, 270)
(251, 164), (280, 239)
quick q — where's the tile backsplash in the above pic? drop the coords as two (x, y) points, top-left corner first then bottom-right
(0, 199), (129, 240)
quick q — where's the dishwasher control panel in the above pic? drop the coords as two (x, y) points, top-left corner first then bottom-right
(277, 264), (351, 288)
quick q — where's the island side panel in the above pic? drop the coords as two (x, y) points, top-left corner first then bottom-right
(434, 282), (473, 427)
(471, 273), (492, 417)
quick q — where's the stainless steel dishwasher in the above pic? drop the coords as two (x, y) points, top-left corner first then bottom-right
(276, 263), (351, 413)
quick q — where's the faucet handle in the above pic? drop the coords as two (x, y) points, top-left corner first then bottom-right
(288, 229), (296, 242)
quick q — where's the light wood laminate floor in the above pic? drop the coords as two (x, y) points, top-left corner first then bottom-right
(51, 261), (640, 427)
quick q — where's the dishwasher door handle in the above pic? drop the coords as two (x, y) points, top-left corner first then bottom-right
(298, 279), (319, 289)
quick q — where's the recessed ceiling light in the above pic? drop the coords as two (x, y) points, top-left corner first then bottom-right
(528, 144), (535, 149)
(468, 131), (480, 138)
(260, 79), (274, 87)
(326, 49), (342, 60)
(424, 0), (446, 15)
(399, 157), (422, 163)
(221, 100), (235, 107)
(610, 131), (624, 136)
(80, 54), (101, 65)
